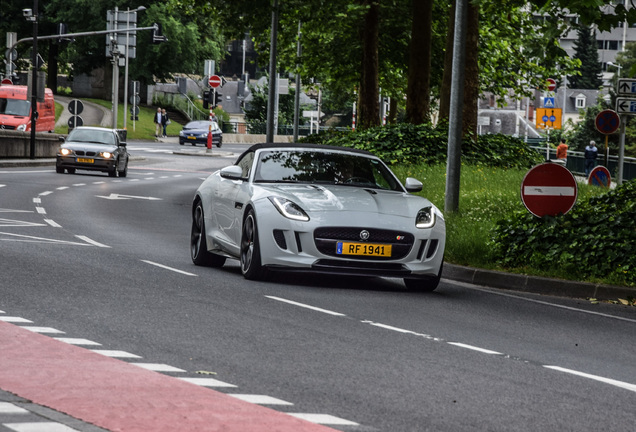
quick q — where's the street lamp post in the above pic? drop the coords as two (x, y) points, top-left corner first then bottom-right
(607, 61), (622, 78)
(123, 6), (145, 131)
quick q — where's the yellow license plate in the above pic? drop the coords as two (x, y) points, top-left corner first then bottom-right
(336, 242), (392, 257)
(187, 136), (196, 139)
(77, 158), (94, 163)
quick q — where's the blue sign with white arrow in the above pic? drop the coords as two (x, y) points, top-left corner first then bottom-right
(618, 79), (636, 95)
(616, 97), (636, 114)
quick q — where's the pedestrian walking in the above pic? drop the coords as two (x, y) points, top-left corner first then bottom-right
(555, 138), (568, 165)
(584, 140), (598, 177)
(153, 107), (163, 138)
(161, 108), (170, 138)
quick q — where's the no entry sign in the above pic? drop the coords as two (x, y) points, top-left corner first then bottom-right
(208, 75), (222, 88)
(521, 163), (578, 217)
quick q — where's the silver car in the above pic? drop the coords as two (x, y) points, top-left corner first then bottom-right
(191, 143), (446, 291)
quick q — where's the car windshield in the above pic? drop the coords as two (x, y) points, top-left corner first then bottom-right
(253, 149), (402, 191)
(0, 98), (30, 116)
(68, 129), (116, 145)
(185, 121), (218, 130)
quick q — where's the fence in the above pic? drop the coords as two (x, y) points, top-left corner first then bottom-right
(530, 144), (636, 182)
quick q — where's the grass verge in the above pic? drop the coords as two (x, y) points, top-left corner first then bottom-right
(391, 163), (608, 281)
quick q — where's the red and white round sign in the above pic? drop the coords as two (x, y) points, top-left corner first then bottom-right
(546, 78), (557, 92)
(521, 163), (578, 217)
(208, 75), (222, 88)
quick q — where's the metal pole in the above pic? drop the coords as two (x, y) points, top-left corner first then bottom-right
(444, 0), (467, 213)
(618, 115), (625, 184)
(29, 0), (38, 159)
(266, 0), (279, 142)
(293, 21), (301, 142)
(112, 7), (119, 129)
(123, 9), (131, 130)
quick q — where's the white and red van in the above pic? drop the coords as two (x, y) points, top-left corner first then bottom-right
(0, 84), (56, 132)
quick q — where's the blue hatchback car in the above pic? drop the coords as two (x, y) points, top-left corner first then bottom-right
(179, 120), (223, 147)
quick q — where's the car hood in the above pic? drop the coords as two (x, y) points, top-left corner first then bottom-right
(62, 142), (118, 153)
(257, 184), (434, 216)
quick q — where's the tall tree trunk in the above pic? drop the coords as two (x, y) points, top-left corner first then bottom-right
(439, 0), (455, 123)
(358, 0), (380, 130)
(388, 97), (398, 124)
(406, 0), (433, 124)
(462, 2), (479, 137)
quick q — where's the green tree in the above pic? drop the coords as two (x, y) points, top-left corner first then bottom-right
(243, 82), (304, 129)
(568, 26), (603, 89)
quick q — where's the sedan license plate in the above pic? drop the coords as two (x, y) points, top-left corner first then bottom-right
(336, 242), (392, 257)
(77, 158), (94, 163)
(187, 136), (196, 139)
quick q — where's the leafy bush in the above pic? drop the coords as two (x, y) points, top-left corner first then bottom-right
(300, 123), (543, 168)
(491, 180), (636, 286)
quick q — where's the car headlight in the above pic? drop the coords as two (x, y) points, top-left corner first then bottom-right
(101, 151), (113, 159)
(416, 206), (436, 228)
(60, 148), (72, 156)
(268, 197), (310, 221)
(17, 124), (27, 131)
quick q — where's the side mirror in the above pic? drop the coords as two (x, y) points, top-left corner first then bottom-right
(59, 136), (65, 142)
(404, 177), (423, 193)
(220, 165), (244, 180)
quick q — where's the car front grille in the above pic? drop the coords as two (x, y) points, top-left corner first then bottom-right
(75, 151), (97, 156)
(314, 227), (414, 260)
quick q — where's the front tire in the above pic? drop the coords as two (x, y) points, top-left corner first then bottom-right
(108, 160), (118, 177)
(118, 160), (128, 178)
(404, 261), (443, 292)
(240, 209), (267, 280)
(191, 202), (226, 267)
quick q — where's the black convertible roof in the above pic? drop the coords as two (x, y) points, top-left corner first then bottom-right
(236, 142), (374, 163)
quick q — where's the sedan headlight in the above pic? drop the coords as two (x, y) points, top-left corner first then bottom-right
(100, 151), (113, 159)
(60, 148), (73, 156)
(268, 197), (310, 221)
(416, 206), (436, 229)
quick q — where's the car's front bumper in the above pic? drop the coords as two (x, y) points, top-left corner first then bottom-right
(179, 135), (222, 146)
(252, 206), (446, 279)
(56, 155), (116, 173)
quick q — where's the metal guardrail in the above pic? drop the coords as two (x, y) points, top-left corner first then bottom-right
(530, 145), (636, 182)
(176, 93), (207, 121)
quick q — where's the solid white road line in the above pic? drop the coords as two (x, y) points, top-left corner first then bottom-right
(75, 235), (110, 248)
(265, 296), (346, 317)
(447, 342), (502, 355)
(140, 260), (198, 276)
(544, 365), (636, 393)
(179, 377), (237, 388)
(228, 394), (293, 405)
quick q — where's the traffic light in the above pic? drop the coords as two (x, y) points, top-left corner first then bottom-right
(214, 91), (222, 108)
(151, 23), (168, 44)
(202, 90), (211, 109)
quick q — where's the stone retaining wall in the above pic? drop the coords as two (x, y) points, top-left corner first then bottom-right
(0, 130), (62, 158)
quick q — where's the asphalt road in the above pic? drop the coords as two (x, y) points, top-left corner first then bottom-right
(1, 141), (635, 432)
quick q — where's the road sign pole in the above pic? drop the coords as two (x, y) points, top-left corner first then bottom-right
(618, 115), (626, 184)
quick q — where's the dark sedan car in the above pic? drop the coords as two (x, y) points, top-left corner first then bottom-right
(179, 120), (223, 147)
(56, 126), (129, 177)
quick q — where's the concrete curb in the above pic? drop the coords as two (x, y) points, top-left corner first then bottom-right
(444, 263), (636, 300)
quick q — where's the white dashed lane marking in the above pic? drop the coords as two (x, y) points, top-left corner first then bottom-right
(270, 295), (636, 395)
